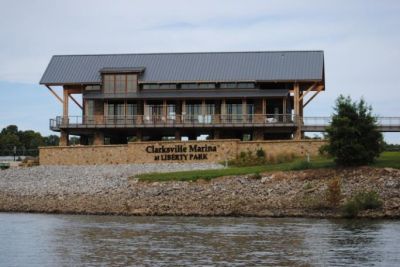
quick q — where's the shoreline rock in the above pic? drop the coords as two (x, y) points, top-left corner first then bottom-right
(0, 164), (399, 218)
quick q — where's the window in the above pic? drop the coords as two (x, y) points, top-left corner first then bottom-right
(103, 74), (138, 93)
(181, 83), (198, 89)
(103, 75), (114, 93)
(85, 100), (95, 124)
(199, 83), (216, 89)
(142, 84), (159, 89)
(115, 75), (126, 93)
(86, 100), (94, 116)
(226, 103), (243, 122)
(127, 74), (138, 92)
(185, 104), (201, 122)
(237, 82), (255, 89)
(159, 84), (177, 89)
(107, 102), (125, 125)
(220, 83), (236, 89)
(85, 85), (101, 91)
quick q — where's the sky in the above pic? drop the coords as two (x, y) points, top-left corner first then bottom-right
(0, 0), (399, 143)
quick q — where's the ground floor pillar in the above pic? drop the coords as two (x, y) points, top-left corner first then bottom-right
(60, 130), (69, 146)
(213, 130), (220, 139)
(93, 132), (104, 145)
(175, 130), (181, 141)
(253, 129), (264, 141)
(136, 130), (142, 141)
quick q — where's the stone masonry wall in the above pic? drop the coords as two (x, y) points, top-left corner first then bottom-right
(39, 140), (326, 165)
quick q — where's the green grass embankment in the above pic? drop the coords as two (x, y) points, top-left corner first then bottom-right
(135, 151), (400, 182)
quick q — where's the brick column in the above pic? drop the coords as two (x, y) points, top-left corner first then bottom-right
(93, 132), (104, 145)
(60, 130), (69, 146)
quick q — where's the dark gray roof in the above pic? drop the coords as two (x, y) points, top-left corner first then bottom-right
(84, 89), (289, 100)
(40, 51), (324, 85)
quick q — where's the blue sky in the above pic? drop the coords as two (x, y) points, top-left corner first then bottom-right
(0, 0), (399, 142)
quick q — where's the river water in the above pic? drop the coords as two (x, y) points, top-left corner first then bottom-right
(0, 213), (399, 266)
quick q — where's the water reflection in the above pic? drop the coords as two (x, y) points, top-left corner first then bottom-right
(0, 214), (399, 266)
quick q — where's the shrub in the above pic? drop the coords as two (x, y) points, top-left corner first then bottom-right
(228, 150), (266, 167)
(342, 200), (360, 218)
(341, 190), (382, 218)
(324, 95), (383, 166)
(353, 191), (382, 210)
(256, 148), (266, 158)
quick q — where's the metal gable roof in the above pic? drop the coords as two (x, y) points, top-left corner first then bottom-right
(39, 51), (324, 85)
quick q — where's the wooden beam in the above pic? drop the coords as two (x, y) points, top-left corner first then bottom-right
(69, 94), (83, 109)
(299, 83), (317, 101)
(293, 83), (300, 116)
(63, 88), (69, 118)
(303, 90), (321, 108)
(46, 85), (63, 104)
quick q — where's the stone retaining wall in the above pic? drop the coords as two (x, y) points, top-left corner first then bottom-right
(39, 139), (326, 165)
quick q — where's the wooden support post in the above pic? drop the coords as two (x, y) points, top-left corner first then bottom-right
(221, 99), (226, 122)
(69, 94), (83, 109)
(242, 98), (247, 122)
(63, 88), (69, 118)
(293, 83), (302, 140)
(163, 100), (167, 121)
(182, 100), (186, 122)
(283, 97), (287, 122)
(46, 85), (63, 104)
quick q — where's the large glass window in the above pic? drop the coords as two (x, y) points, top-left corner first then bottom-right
(127, 74), (138, 92)
(237, 82), (255, 89)
(142, 84), (159, 89)
(107, 102), (125, 125)
(220, 83), (236, 89)
(115, 75), (126, 93)
(103, 74), (138, 93)
(103, 75), (114, 94)
(160, 84), (177, 89)
(185, 104), (201, 122)
(85, 100), (95, 124)
(199, 83), (216, 89)
(226, 103), (243, 122)
(181, 83), (198, 89)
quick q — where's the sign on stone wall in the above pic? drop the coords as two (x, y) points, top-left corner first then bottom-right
(145, 144), (217, 161)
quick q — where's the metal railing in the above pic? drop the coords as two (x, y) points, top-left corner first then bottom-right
(49, 115), (400, 132)
(50, 114), (296, 130)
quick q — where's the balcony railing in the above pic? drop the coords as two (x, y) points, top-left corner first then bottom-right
(50, 114), (296, 130)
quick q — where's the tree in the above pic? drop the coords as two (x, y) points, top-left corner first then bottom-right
(43, 135), (60, 146)
(323, 95), (383, 166)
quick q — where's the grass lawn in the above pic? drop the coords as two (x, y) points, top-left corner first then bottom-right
(135, 151), (400, 182)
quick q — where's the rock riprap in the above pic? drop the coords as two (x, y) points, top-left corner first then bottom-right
(0, 165), (399, 218)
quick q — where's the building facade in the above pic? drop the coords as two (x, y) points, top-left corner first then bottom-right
(40, 51), (325, 146)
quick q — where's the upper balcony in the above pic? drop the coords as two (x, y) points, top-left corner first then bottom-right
(50, 114), (297, 131)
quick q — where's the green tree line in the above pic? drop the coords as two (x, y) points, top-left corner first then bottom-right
(0, 125), (59, 156)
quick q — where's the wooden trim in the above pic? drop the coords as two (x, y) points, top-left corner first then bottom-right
(46, 85), (63, 104)
(299, 83), (317, 101)
(69, 94), (83, 109)
(303, 85), (324, 108)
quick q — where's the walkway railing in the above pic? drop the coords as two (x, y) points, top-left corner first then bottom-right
(50, 114), (296, 130)
(49, 115), (400, 132)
